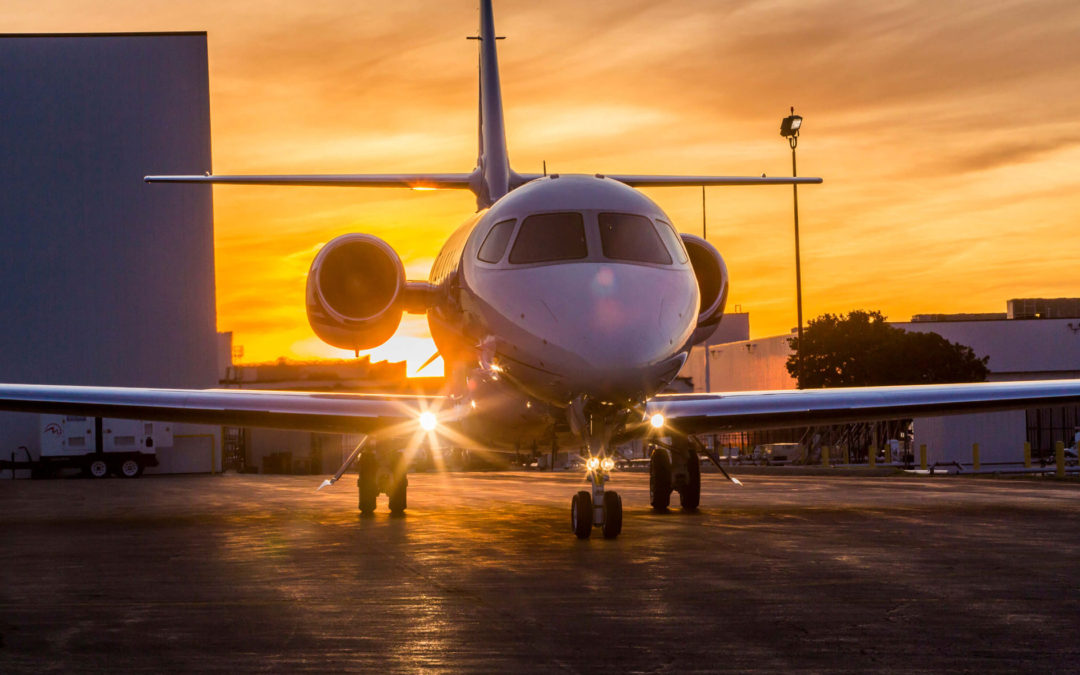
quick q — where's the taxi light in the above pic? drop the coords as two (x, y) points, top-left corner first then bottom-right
(650, 413), (665, 429)
(419, 412), (438, 431)
(601, 457), (615, 472)
(586, 457), (600, 471)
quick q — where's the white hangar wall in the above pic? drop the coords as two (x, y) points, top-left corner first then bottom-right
(0, 33), (219, 471)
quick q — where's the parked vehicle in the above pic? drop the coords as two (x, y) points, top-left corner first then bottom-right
(750, 443), (799, 466)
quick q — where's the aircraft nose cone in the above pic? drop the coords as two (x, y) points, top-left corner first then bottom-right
(579, 266), (673, 364)
(538, 263), (697, 396)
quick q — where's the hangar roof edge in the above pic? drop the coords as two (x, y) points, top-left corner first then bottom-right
(0, 32), (207, 38)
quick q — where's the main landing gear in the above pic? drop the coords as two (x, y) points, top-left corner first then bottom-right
(649, 435), (700, 512)
(358, 448), (408, 516)
(571, 455), (622, 539)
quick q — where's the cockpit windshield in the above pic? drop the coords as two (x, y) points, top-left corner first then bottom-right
(508, 212), (588, 264)
(598, 213), (672, 265)
(655, 219), (689, 264)
(478, 219), (515, 263)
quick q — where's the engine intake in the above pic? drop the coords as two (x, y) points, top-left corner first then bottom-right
(306, 234), (405, 351)
(680, 233), (729, 345)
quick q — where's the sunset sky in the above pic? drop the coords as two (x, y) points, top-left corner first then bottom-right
(7, 0), (1080, 375)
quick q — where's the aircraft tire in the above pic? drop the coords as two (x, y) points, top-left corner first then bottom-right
(571, 490), (592, 539)
(679, 450), (700, 511)
(649, 448), (672, 511)
(388, 474), (408, 514)
(602, 490), (622, 539)
(358, 451), (377, 514)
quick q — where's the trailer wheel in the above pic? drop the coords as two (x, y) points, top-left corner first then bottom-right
(118, 458), (143, 478)
(86, 458), (109, 478)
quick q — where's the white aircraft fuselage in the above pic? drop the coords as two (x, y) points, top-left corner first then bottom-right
(431, 175), (697, 410)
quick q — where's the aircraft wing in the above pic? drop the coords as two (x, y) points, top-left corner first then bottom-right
(0, 384), (449, 436)
(144, 174), (475, 189)
(647, 380), (1080, 435)
(512, 174), (823, 187)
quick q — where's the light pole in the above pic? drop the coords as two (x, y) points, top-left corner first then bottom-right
(702, 186), (710, 392)
(780, 107), (804, 386)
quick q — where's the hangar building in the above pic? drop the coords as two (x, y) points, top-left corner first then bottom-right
(0, 33), (220, 474)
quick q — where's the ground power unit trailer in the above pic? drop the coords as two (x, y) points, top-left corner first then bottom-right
(2, 416), (171, 478)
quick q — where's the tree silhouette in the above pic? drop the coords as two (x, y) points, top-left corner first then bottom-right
(787, 310), (989, 389)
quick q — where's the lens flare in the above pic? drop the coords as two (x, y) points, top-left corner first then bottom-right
(586, 457), (600, 471)
(419, 411), (437, 431)
(650, 413), (665, 429)
(601, 457), (615, 472)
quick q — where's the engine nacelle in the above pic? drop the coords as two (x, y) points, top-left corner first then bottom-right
(306, 234), (405, 351)
(680, 233), (729, 346)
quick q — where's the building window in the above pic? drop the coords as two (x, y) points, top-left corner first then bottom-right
(1026, 406), (1080, 457)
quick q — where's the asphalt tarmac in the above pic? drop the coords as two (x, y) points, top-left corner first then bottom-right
(2, 471), (1079, 673)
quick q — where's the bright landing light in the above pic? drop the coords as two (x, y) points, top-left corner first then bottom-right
(419, 411), (438, 432)
(650, 413), (665, 429)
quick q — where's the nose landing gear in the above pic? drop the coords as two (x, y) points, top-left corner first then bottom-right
(570, 455), (622, 539)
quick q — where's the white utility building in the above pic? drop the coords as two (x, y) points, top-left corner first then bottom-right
(699, 299), (1080, 464)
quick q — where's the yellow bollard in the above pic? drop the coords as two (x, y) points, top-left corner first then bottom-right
(822, 445), (830, 467)
(972, 443), (980, 472)
(868, 447), (876, 467)
(920, 444), (927, 471)
(1023, 441), (1031, 468)
(1056, 440), (1065, 478)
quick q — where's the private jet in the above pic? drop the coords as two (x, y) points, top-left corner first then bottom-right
(3, 1), (1080, 539)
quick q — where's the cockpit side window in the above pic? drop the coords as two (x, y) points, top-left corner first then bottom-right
(598, 213), (672, 265)
(508, 212), (588, 264)
(656, 219), (689, 264)
(477, 219), (516, 263)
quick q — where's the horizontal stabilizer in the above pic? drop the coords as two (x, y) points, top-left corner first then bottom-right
(608, 175), (822, 187)
(512, 174), (821, 188)
(546, 174), (824, 187)
(144, 173), (475, 190)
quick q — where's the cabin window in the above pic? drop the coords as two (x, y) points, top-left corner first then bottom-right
(477, 219), (516, 263)
(656, 219), (689, 263)
(508, 213), (588, 264)
(598, 213), (672, 265)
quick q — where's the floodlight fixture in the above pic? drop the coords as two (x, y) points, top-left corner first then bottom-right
(780, 108), (803, 139)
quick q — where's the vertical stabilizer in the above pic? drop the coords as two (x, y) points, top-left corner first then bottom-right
(474, 0), (512, 208)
